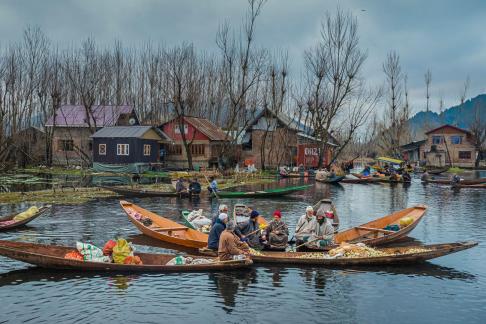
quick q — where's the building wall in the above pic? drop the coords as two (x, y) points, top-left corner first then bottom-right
(161, 120), (209, 142)
(93, 138), (159, 164)
(162, 140), (212, 169)
(423, 127), (476, 167)
(50, 127), (94, 166)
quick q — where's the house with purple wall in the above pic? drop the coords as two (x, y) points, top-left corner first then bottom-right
(45, 105), (139, 166)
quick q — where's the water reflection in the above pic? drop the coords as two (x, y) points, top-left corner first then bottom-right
(208, 269), (257, 311)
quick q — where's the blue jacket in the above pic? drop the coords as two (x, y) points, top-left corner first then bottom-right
(208, 218), (226, 249)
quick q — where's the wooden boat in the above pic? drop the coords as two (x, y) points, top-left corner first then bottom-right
(452, 183), (486, 189)
(342, 177), (381, 184)
(313, 199), (339, 229)
(279, 172), (314, 178)
(100, 185), (179, 197)
(0, 206), (51, 231)
(120, 201), (208, 248)
(0, 240), (252, 272)
(350, 173), (410, 184)
(422, 178), (486, 185)
(315, 175), (345, 184)
(428, 167), (448, 175)
(213, 185), (311, 198)
(250, 242), (477, 265)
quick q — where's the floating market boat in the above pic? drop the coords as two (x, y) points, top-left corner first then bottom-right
(249, 242), (477, 265)
(100, 185), (180, 198)
(0, 206), (51, 231)
(422, 178), (486, 185)
(0, 240), (252, 272)
(213, 185), (311, 198)
(315, 175), (345, 184)
(342, 176), (381, 184)
(350, 173), (410, 184)
(428, 167), (448, 175)
(120, 201), (208, 248)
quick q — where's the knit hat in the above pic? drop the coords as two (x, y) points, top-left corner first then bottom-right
(218, 213), (228, 221)
(273, 210), (282, 218)
(250, 210), (260, 219)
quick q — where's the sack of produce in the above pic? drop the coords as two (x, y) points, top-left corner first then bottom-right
(123, 255), (143, 265)
(76, 242), (111, 262)
(13, 206), (40, 222)
(399, 216), (414, 227)
(166, 255), (186, 265)
(112, 238), (134, 264)
(64, 250), (84, 261)
(103, 240), (117, 256)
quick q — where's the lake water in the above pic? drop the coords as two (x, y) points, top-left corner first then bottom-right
(0, 177), (485, 323)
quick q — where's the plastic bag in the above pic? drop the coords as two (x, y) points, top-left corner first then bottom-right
(64, 250), (84, 261)
(13, 206), (39, 222)
(166, 256), (186, 265)
(103, 240), (117, 256)
(76, 242), (111, 262)
(112, 238), (134, 264)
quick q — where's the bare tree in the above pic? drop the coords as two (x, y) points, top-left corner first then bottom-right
(459, 76), (470, 105)
(470, 102), (486, 167)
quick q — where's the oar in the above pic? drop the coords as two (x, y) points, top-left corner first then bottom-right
(290, 237), (321, 252)
(203, 173), (221, 200)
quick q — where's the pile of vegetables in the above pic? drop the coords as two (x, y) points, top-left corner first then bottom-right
(249, 248), (264, 256)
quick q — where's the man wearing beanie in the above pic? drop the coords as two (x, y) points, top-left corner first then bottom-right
(207, 213), (229, 250)
(218, 220), (250, 261)
(263, 210), (289, 250)
(236, 210), (264, 250)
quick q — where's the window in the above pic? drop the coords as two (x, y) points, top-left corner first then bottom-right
(459, 151), (471, 159)
(59, 139), (74, 152)
(175, 124), (188, 134)
(432, 136), (442, 144)
(190, 144), (205, 156)
(143, 144), (151, 156)
(168, 144), (182, 155)
(450, 135), (462, 144)
(99, 144), (107, 155)
(117, 144), (129, 156)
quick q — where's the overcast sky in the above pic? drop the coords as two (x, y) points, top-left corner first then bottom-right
(1, 0), (485, 115)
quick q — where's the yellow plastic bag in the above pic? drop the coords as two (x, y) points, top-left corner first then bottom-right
(13, 206), (39, 222)
(112, 238), (134, 264)
(399, 216), (414, 227)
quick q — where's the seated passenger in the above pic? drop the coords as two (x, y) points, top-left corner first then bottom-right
(207, 213), (228, 251)
(236, 210), (263, 249)
(294, 206), (316, 245)
(263, 210), (289, 250)
(305, 212), (334, 249)
(218, 221), (250, 261)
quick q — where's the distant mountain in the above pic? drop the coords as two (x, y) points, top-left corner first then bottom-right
(408, 94), (486, 140)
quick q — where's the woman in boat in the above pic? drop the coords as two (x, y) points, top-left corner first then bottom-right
(305, 212), (334, 249)
(263, 210), (289, 250)
(188, 178), (201, 195)
(207, 213), (229, 251)
(294, 206), (316, 245)
(218, 220), (250, 261)
(236, 210), (264, 249)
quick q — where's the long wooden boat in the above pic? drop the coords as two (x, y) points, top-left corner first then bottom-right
(350, 173), (410, 184)
(213, 185), (311, 198)
(120, 201), (208, 248)
(315, 175), (345, 184)
(422, 178), (486, 185)
(250, 242), (477, 265)
(428, 167), (448, 175)
(452, 183), (486, 189)
(342, 177), (381, 184)
(0, 206), (51, 231)
(0, 240), (252, 272)
(100, 185), (179, 197)
(181, 210), (211, 233)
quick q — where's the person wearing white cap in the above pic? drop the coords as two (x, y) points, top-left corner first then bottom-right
(294, 206), (316, 245)
(207, 213), (229, 250)
(212, 204), (229, 225)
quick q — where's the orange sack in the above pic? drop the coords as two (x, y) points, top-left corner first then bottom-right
(103, 240), (117, 256)
(64, 250), (83, 261)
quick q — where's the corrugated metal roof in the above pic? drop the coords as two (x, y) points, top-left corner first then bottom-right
(184, 117), (230, 141)
(45, 105), (134, 127)
(90, 126), (168, 140)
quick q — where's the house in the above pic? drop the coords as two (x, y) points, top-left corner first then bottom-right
(90, 126), (169, 173)
(45, 105), (139, 166)
(422, 124), (477, 167)
(400, 139), (426, 165)
(159, 116), (230, 169)
(239, 107), (338, 169)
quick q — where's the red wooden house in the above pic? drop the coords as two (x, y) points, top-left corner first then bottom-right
(159, 116), (230, 169)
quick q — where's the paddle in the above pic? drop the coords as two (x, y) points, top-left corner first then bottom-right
(290, 237), (321, 252)
(203, 173), (221, 200)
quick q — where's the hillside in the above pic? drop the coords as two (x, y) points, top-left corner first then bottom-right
(408, 94), (486, 139)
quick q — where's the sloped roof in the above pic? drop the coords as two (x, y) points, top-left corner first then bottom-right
(90, 126), (169, 140)
(425, 124), (471, 135)
(161, 116), (229, 141)
(45, 105), (134, 127)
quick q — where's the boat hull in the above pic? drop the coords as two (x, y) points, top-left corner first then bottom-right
(0, 206), (51, 231)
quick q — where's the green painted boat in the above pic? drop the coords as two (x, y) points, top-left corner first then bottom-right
(212, 185), (312, 198)
(181, 210), (195, 229)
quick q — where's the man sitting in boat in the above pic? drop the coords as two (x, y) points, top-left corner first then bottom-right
(305, 211), (334, 249)
(236, 210), (264, 250)
(208, 213), (229, 251)
(294, 206), (316, 245)
(208, 176), (219, 193)
(262, 210), (289, 250)
(175, 178), (187, 194)
(188, 178), (201, 195)
(450, 174), (461, 186)
(361, 166), (371, 177)
(218, 220), (250, 261)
